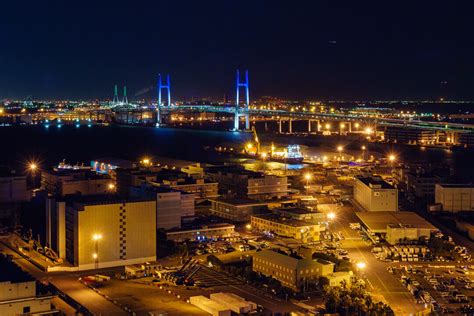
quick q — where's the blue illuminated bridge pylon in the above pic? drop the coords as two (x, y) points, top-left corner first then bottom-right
(156, 74), (171, 127)
(235, 69), (250, 131)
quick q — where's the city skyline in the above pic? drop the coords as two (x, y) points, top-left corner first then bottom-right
(0, 1), (471, 100)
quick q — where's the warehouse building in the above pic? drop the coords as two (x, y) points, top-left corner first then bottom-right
(435, 184), (474, 212)
(354, 176), (398, 212)
(356, 211), (437, 245)
(59, 195), (156, 270)
(251, 214), (322, 242)
(165, 223), (235, 243)
(253, 249), (334, 291)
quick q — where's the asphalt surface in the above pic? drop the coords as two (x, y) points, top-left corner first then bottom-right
(0, 239), (127, 315)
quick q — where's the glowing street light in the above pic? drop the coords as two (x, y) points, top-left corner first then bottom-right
(325, 123), (331, 130)
(261, 152), (267, 159)
(365, 127), (373, 135)
(92, 233), (102, 269)
(93, 234), (102, 241)
(356, 262), (366, 270)
(108, 183), (115, 191)
(388, 154), (396, 163)
(246, 142), (253, 150)
(29, 163), (38, 172)
(304, 173), (312, 194)
(246, 224), (252, 230)
(327, 212), (336, 220)
(354, 122), (360, 129)
(337, 146), (343, 152)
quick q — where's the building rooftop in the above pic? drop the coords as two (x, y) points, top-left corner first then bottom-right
(66, 194), (155, 206)
(205, 165), (266, 178)
(356, 176), (394, 189)
(0, 255), (34, 283)
(44, 168), (110, 180)
(437, 183), (474, 189)
(252, 213), (317, 227)
(356, 211), (437, 233)
(276, 207), (319, 215)
(166, 223), (235, 233)
(253, 249), (334, 271)
(210, 197), (269, 206)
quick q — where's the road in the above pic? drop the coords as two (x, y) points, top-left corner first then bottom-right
(330, 204), (428, 315)
(0, 241), (127, 315)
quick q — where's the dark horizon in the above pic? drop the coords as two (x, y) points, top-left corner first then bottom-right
(0, 1), (471, 101)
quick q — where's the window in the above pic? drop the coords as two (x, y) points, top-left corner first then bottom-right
(23, 306), (30, 313)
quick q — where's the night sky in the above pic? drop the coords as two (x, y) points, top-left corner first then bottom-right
(0, 1), (471, 101)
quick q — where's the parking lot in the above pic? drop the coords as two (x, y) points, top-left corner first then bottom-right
(390, 265), (474, 314)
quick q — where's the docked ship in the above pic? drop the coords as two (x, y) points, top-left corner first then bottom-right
(214, 127), (304, 164)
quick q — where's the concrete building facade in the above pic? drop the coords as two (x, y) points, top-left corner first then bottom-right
(0, 257), (58, 315)
(354, 176), (398, 212)
(64, 195), (156, 270)
(165, 223), (235, 243)
(205, 165), (288, 200)
(251, 214), (322, 242)
(41, 168), (112, 197)
(435, 184), (474, 212)
(252, 250), (334, 291)
(209, 198), (269, 222)
(0, 170), (30, 203)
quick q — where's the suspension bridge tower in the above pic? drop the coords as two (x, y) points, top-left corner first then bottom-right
(156, 74), (171, 127)
(122, 86), (128, 105)
(234, 70), (250, 131)
(112, 84), (119, 105)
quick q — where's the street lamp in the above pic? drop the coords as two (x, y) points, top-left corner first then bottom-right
(29, 163), (37, 172)
(327, 212), (336, 221)
(325, 123), (331, 130)
(361, 145), (366, 160)
(246, 224), (252, 230)
(92, 234), (102, 269)
(337, 146), (343, 161)
(354, 122), (360, 129)
(356, 261), (366, 270)
(339, 123), (345, 135)
(388, 154), (396, 163)
(304, 173), (312, 194)
(108, 183), (115, 191)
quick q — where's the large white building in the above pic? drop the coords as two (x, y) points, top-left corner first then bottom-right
(48, 195), (158, 271)
(0, 256), (58, 315)
(41, 168), (113, 197)
(131, 185), (195, 229)
(205, 165), (288, 200)
(435, 184), (474, 212)
(0, 169), (30, 203)
(353, 176), (398, 212)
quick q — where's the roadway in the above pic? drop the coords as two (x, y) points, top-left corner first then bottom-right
(0, 240), (127, 315)
(329, 204), (427, 315)
(162, 105), (474, 132)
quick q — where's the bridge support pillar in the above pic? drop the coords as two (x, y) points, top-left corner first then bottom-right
(278, 119), (282, 133)
(156, 74), (171, 127)
(308, 120), (312, 133)
(289, 119), (293, 134)
(235, 70), (250, 131)
(234, 112), (240, 131)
